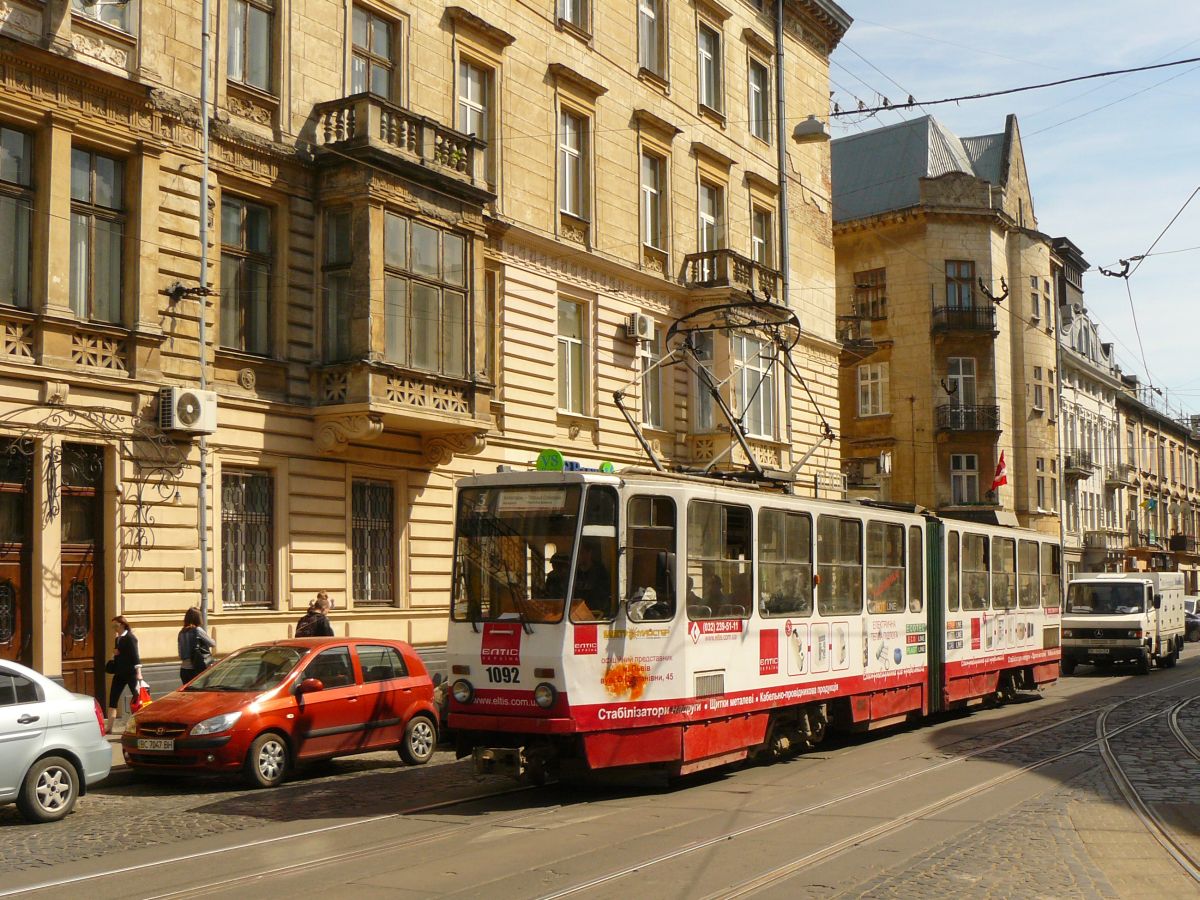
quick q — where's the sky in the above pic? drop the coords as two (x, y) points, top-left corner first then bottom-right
(828, 1), (1200, 414)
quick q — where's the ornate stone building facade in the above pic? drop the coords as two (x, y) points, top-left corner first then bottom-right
(0, 0), (849, 693)
(832, 114), (1059, 536)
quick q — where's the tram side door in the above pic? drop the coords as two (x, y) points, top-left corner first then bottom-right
(59, 445), (105, 702)
(0, 444), (32, 667)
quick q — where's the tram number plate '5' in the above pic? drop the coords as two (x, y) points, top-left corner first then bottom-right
(486, 666), (521, 684)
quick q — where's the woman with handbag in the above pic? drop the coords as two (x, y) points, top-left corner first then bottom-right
(107, 615), (141, 731)
(178, 606), (215, 684)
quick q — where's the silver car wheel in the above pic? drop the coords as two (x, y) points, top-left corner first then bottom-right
(35, 764), (73, 812)
(409, 719), (435, 758)
(257, 738), (286, 781)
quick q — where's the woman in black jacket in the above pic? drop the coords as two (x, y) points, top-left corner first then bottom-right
(107, 615), (142, 731)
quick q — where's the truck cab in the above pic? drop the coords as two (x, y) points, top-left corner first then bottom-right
(1061, 572), (1185, 675)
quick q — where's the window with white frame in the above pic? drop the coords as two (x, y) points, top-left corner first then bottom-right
(557, 298), (586, 413)
(1036, 457), (1046, 509)
(641, 324), (664, 429)
(351, 5), (395, 99)
(382, 211), (468, 378)
(1032, 366), (1044, 411)
(220, 196), (272, 355)
(698, 180), (722, 279)
(640, 151), (666, 250)
(352, 479), (394, 605)
(70, 148), (124, 324)
(227, 0), (273, 92)
(638, 0), (665, 76)
(857, 362), (888, 417)
(697, 23), (722, 111)
(221, 469), (274, 608)
(457, 60), (492, 180)
(751, 208), (772, 268)
(0, 127), (32, 310)
(559, 110), (587, 218)
(734, 333), (774, 438)
(951, 454), (978, 505)
(559, 0), (587, 31)
(72, 0), (130, 32)
(947, 357), (976, 405)
(1029, 275), (1040, 320)
(748, 58), (770, 141)
(693, 330), (716, 432)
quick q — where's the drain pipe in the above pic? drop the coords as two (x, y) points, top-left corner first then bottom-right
(197, 0), (212, 629)
(775, 0), (794, 456)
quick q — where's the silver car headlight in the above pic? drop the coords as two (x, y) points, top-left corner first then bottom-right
(452, 679), (474, 704)
(534, 683), (557, 709)
(191, 711), (242, 736)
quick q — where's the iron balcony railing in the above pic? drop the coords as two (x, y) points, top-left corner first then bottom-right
(930, 305), (997, 334)
(1064, 450), (1097, 476)
(1105, 462), (1135, 486)
(935, 404), (1000, 433)
(1169, 534), (1199, 554)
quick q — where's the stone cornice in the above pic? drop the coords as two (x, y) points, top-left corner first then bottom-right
(547, 62), (608, 100)
(742, 27), (774, 57)
(445, 6), (516, 48)
(633, 108), (683, 139)
(691, 140), (737, 171)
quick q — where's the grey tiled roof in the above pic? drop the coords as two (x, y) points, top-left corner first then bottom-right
(831, 116), (1007, 223)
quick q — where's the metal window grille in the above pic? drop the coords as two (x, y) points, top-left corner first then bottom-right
(352, 480), (394, 604)
(222, 471), (274, 608)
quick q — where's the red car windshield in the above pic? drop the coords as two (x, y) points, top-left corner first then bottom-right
(185, 646), (305, 692)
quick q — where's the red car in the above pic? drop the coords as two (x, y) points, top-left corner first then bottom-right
(123, 638), (439, 787)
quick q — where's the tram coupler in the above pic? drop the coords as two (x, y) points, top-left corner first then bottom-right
(472, 747), (523, 779)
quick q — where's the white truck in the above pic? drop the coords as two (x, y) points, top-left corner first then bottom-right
(1062, 571), (1185, 675)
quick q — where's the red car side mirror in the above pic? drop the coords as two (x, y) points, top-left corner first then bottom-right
(298, 678), (325, 694)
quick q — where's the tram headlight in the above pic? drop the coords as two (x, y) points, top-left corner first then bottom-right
(452, 679), (475, 704)
(534, 682), (557, 709)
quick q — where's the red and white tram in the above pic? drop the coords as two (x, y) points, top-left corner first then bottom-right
(445, 464), (1062, 781)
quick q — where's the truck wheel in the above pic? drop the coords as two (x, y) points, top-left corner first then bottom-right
(1163, 645), (1179, 669)
(1136, 651), (1151, 675)
(1060, 658), (1076, 677)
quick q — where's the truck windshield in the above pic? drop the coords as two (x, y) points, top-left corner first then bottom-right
(1066, 583), (1144, 615)
(452, 485), (583, 624)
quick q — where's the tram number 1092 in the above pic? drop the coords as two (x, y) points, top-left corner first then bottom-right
(486, 666), (521, 684)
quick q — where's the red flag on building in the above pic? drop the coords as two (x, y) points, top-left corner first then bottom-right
(991, 451), (1008, 491)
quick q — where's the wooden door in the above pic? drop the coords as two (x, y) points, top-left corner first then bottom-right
(0, 444), (32, 666)
(60, 445), (104, 702)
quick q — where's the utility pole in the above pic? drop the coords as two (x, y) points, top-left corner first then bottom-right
(197, 0), (213, 628)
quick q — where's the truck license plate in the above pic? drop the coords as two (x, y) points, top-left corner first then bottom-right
(137, 738), (174, 751)
(1088, 648), (1110, 655)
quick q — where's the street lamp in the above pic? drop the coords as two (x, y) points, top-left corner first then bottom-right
(792, 115), (830, 144)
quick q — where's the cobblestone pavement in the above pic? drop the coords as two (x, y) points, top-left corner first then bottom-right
(0, 750), (513, 875)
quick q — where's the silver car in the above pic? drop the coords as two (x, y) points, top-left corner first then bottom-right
(0, 660), (112, 823)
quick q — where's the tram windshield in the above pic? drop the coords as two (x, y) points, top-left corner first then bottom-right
(1066, 583), (1145, 615)
(452, 485), (582, 624)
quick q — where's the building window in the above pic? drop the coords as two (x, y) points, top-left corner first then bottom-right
(220, 196), (272, 355)
(638, 0), (664, 76)
(751, 208), (772, 268)
(951, 454), (978, 505)
(323, 209), (353, 361)
(748, 59), (770, 141)
(557, 298), (586, 413)
(734, 333), (774, 438)
(857, 362), (888, 417)
(227, 0), (273, 92)
(382, 211), (468, 378)
(698, 180), (722, 279)
(69, 148), (124, 324)
(558, 0), (587, 32)
(640, 151), (666, 250)
(945, 260), (974, 307)
(457, 60), (492, 180)
(1030, 275), (1040, 320)
(352, 5), (395, 99)
(947, 357), (976, 405)
(1036, 457), (1046, 509)
(693, 330), (715, 432)
(853, 268), (886, 319)
(0, 127), (32, 310)
(641, 324), (664, 429)
(697, 23), (722, 112)
(559, 110), (587, 218)
(72, 0), (129, 32)
(221, 470), (274, 609)
(352, 479), (394, 605)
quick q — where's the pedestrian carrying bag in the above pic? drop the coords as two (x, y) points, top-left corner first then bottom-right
(130, 680), (152, 713)
(190, 636), (211, 673)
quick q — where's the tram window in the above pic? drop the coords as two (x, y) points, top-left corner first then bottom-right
(759, 508), (813, 618)
(570, 486), (619, 622)
(1041, 543), (1062, 608)
(1018, 540), (1040, 609)
(961, 532), (989, 611)
(626, 495), (677, 622)
(866, 521), (905, 615)
(687, 500), (753, 620)
(992, 537), (1016, 610)
(947, 530), (960, 612)
(817, 515), (863, 616)
(909, 526), (923, 613)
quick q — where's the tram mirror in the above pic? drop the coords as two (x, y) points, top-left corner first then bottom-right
(1153, 593), (1162, 610)
(582, 525), (616, 538)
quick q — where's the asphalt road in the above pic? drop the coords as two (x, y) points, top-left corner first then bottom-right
(4, 657), (1200, 899)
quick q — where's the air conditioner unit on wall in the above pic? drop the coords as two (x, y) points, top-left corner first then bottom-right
(158, 387), (218, 435)
(626, 312), (655, 341)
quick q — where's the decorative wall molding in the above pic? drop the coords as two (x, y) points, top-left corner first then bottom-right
(0, 319), (34, 361)
(0, 1), (41, 41)
(385, 375), (469, 414)
(422, 430), (487, 466)
(70, 32), (130, 69)
(314, 414), (384, 454)
(71, 331), (129, 373)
